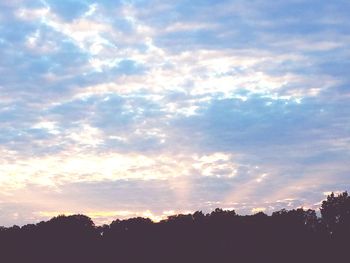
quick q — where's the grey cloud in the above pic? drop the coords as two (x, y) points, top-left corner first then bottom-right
(0, 202), (43, 227)
(44, 0), (90, 21)
(171, 95), (350, 151)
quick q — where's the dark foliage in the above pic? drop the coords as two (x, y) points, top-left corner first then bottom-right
(1, 192), (350, 263)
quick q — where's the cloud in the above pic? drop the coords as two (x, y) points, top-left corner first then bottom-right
(43, 0), (90, 21)
(0, 0), (349, 225)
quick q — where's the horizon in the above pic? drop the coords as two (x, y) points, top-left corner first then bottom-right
(0, 0), (349, 227)
(0, 198), (327, 227)
(0, 193), (336, 227)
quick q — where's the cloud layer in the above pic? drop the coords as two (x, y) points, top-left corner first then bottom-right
(0, 0), (349, 226)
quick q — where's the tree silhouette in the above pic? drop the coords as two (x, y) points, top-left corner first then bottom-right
(320, 191), (350, 261)
(0, 191), (350, 263)
(321, 191), (350, 234)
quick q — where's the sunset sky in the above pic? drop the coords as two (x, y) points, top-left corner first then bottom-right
(0, 0), (349, 226)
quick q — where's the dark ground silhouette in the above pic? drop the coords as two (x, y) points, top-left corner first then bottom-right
(1, 192), (350, 263)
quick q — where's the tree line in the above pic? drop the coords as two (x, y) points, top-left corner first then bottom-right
(1, 191), (350, 263)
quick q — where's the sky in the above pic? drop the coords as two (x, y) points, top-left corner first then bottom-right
(0, 0), (349, 226)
